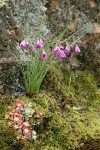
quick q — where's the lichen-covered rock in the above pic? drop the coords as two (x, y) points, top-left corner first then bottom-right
(0, 0), (100, 94)
(0, 0), (22, 94)
(0, 0), (49, 94)
(44, 0), (100, 85)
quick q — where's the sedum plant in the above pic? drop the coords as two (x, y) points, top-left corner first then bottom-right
(12, 23), (90, 95)
(7, 99), (43, 140)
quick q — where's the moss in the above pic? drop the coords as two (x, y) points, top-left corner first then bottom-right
(0, 92), (100, 149)
(41, 65), (64, 96)
(0, 66), (100, 149)
(94, 67), (100, 87)
(42, 66), (98, 107)
(21, 92), (59, 117)
(80, 138), (100, 150)
(0, 127), (23, 150)
(74, 71), (97, 100)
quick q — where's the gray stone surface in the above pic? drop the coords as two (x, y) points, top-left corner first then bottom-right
(0, 0), (49, 94)
(0, 0), (100, 94)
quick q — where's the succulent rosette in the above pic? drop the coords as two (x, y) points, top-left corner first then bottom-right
(22, 126), (32, 138)
(7, 100), (42, 141)
(15, 100), (24, 111)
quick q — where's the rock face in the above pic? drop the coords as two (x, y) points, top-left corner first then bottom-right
(0, 0), (22, 94)
(0, 0), (100, 94)
(0, 0), (49, 94)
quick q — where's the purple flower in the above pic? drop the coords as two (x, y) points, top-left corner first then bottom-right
(52, 45), (60, 54)
(19, 40), (30, 48)
(65, 44), (70, 55)
(36, 39), (43, 49)
(41, 51), (47, 60)
(60, 45), (64, 50)
(75, 45), (81, 53)
(57, 50), (66, 59)
(59, 42), (64, 50)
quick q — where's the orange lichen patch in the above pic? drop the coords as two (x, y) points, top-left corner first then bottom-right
(68, 21), (76, 31)
(10, 29), (16, 35)
(7, 29), (16, 35)
(51, 0), (58, 8)
(93, 23), (100, 34)
(89, 0), (97, 8)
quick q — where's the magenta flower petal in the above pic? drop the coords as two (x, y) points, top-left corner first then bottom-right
(60, 45), (64, 50)
(75, 45), (81, 53)
(36, 39), (43, 49)
(52, 45), (60, 54)
(57, 50), (66, 59)
(59, 42), (64, 50)
(19, 40), (30, 48)
(41, 51), (47, 60)
(65, 44), (71, 55)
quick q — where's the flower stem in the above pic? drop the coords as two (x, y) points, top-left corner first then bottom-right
(63, 23), (89, 43)
(70, 31), (87, 47)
